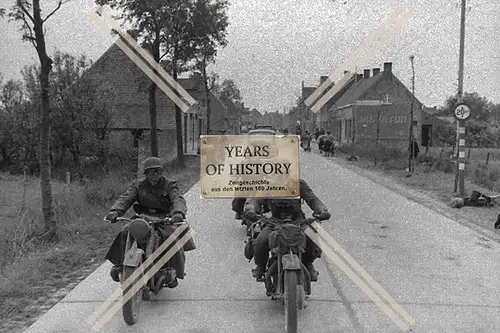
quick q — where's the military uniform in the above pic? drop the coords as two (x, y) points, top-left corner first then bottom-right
(105, 176), (194, 280)
(243, 179), (330, 280)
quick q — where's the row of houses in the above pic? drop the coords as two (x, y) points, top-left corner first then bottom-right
(285, 62), (449, 148)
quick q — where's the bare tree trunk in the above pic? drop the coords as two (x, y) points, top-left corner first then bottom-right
(173, 64), (185, 168)
(148, 82), (159, 157)
(33, 0), (56, 241)
(148, 39), (161, 157)
(202, 63), (212, 134)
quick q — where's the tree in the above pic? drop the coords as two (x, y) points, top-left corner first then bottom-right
(6, 0), (70, 241)
(101, 0), (226, 168)
(208, 71), (221, 96)
(0, 77), (25, 168)
(50, 51), (116, 166)
(218, 79), (242, 104)
(190, 0), (229, 134)
(443, 92), (494, 122)
(434, 122), (456, 147)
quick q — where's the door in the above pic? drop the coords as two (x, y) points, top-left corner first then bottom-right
(421, 125), (432, 147)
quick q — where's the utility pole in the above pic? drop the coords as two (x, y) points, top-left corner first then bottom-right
(408, 55), (415, 174)
(457, 0), (467, 196)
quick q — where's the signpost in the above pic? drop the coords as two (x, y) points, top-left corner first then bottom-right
(199, 135), (300, 198)
(454, 102), (471, 196)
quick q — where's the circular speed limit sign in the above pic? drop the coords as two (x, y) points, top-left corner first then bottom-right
(454, 103), (471, 120)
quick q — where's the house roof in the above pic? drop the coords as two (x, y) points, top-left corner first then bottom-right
(332, 70), (424, 111)
(334, 74), (385, 108)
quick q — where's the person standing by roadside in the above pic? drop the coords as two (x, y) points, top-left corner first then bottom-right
(409, 138), (420, 160)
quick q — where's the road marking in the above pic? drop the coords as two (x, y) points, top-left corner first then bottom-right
(86, 223), (193, 330)
(305, 222), (415, 331)
(306, 3), (414, 113)
(88, 5), (197, 113)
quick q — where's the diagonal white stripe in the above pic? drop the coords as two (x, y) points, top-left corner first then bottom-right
(305, 227), (413, 331)
(89, 6), (197, 112)
(306, 3), (413, 112)
(312, 222), (415, 325)
(91, 230), (194, 331)
(86, 223), (190, 325)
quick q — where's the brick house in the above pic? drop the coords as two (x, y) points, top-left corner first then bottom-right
(82, 40), (227, 164)
(323, 62), (442, 148)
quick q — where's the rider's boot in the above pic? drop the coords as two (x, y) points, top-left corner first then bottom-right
(252, 264), (266, 281)
(161, 267), (179, 288)
(306, 263), (319, 282)
(110, 265), (123, 282)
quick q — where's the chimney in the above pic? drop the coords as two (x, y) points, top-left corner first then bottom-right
(356, 73), (363, 81)
(320, 76), (328, 84)
(344, 70), (349, 75)
(373, 68), (381, 76)
(363, 69), (370, 79)
(383, 62), (392, 77)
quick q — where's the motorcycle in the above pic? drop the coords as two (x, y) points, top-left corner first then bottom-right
(245, 215), (319, 333)
(109, 211), (187, 325)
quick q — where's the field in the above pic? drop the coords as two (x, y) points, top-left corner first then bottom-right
(427, 146), (500, 165)
(0, 155), (200, 332)
(329, 142), (500, 237)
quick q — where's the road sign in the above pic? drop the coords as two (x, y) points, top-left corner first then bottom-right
(454, 103), (471, 120)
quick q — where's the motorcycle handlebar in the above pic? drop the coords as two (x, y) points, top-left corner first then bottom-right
(257, 216), (320, 227)
(104, 216), (186, 226)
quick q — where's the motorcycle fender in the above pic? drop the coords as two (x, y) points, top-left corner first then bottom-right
(123, 240), (145, 267)
(281, 253), (301, 271)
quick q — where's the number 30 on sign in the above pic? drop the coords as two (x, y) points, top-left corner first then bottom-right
(454, 103), (471, 121)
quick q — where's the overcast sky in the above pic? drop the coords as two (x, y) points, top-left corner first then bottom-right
(0, 0), (499, 113)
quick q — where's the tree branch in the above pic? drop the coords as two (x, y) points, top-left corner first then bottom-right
(42, 0), (70, 23)
(17, 0), (35, 23)
(19, 11), (37, 48)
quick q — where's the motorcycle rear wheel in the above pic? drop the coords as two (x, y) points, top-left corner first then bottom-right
(121, 262), (143, 325)
(284, 270), (298, 333)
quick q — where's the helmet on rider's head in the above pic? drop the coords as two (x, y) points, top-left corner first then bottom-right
(143, 157), (163, 173)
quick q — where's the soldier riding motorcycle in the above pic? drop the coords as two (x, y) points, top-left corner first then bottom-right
(104, 157), (196, 288)
(243, 179), (331, 282)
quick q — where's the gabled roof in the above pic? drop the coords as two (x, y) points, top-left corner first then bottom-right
(334, 74), (385, 108)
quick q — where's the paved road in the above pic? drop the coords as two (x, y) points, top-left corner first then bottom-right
(23, 151), (500, 333)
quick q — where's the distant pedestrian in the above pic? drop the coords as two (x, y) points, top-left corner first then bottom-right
(322, 132), (336, 156)
(409, 139), (420, 159)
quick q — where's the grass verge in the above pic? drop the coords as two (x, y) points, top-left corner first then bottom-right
(0, 155), (200, 332)
(324, 142), (500, 234)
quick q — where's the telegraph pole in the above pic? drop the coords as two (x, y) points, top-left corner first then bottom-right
(408, 55), (415, 173)
(457, 0), (467, 196)
(408, 55), (415, 174)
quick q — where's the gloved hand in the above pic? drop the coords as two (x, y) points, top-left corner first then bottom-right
(105, 210), (119, 223)
(171, 213), (184, 223)
(244, 211), (260, 222)
(313, 210), (331, 221)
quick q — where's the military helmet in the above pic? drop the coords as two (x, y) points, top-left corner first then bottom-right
(143, 157), (163, 171)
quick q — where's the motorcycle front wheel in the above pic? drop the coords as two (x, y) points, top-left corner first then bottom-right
(284, 270), (299, 333)
(121, 261), (143, 325)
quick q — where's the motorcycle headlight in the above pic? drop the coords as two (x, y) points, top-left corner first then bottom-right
(129, 219), (152, 242)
